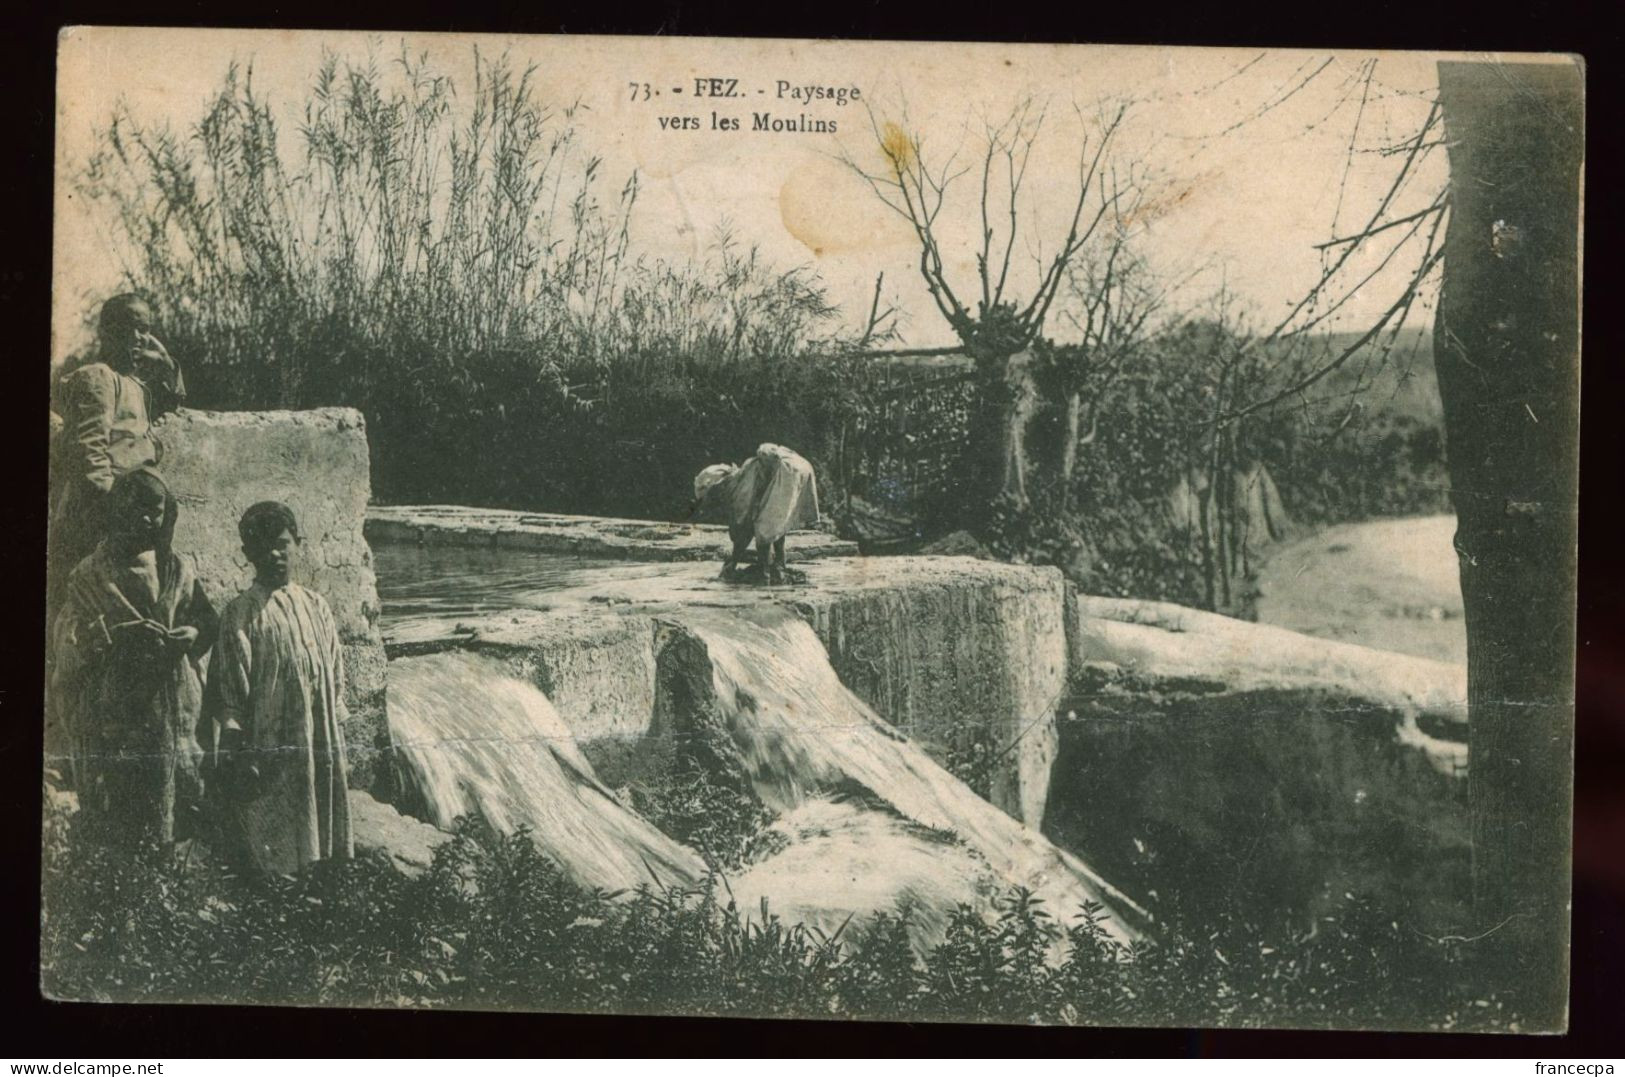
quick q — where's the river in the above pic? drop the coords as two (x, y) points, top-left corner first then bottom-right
(1254, 514), (1466, 666)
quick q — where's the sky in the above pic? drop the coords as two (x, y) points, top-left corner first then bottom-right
(53, 28), (1528, 360)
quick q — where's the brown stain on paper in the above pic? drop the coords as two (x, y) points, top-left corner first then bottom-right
(777, 155), (912, 259)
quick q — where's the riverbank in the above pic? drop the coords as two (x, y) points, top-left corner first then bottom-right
(1255, 515), (1465, 666)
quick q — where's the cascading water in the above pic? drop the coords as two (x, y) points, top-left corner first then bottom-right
(386, 650), (705, 893)
(664, 606), (1148, 944)
(371, 542), (1145, 950)
(727, 796), (1010, 949)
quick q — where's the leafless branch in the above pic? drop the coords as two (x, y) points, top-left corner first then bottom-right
(1018, 101), (1127, 336)
(1251, 101), (1441, 349)
(838, 94), (1131, 353)
(1312, 198), (1449, 250)
(1222, 230), (1445, 423)
(855, 271), (897, 351)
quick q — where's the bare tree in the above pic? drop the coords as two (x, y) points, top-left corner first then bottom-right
(838, 97), (1129, 515)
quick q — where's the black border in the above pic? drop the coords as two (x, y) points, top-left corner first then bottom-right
(4, 0), (1620, 1058)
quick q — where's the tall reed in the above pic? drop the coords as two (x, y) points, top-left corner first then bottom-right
(74, 46), (852, 507)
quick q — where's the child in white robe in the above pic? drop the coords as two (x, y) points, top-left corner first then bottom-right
(206, 501), (353, 875)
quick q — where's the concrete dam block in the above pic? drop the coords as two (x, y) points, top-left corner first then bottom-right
(379, 556), (1071, 829)
(790, 558), (1068, 829)
(1072, 594), (1468, 737)
(386, 607), (666, 788)
(153, 407), (389, 788)
(1051, 593), (1471, 931)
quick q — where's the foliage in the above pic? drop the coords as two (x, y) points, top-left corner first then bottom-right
(43, 796), (1523, 1030)
(71, 49), (1449, 598)
(1262, 412), (1449, 526)
(994, 321), (1450, 610)
(940, 734), (999, 800)
(72, 49), (883, 518)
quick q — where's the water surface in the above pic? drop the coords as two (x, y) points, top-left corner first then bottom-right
(373, 543), (679, 625)
(1255, 514), (1465, 665)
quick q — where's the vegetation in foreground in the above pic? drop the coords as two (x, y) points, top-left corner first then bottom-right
(42, 798), (1520, 1031)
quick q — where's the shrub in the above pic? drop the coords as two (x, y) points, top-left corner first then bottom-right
(1004, 323), (1450, 611)
(624, 771), (778, 873)
(42, 794), (1525, 1030)
(71, 47), (883, 519)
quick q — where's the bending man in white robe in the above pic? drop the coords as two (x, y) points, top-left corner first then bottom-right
(692, 443), (820, 584)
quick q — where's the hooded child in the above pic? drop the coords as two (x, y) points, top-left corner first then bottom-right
(49, 468), (216, 849)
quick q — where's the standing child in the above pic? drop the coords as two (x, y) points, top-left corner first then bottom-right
(50, 468), (216, 851)
(49, 295), (186, 616)
(206, 501), (353, 875)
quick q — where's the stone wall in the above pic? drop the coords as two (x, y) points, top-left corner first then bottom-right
(153, 408), (389, 788)
(410, 609), (666, 788)
(790, 561), (1067, 828)
(1048, 594), (1470, 930)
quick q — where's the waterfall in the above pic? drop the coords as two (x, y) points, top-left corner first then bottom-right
(380, 604), (1145, 950)
(667, 607), (1149, 944)
(386, 650), (705, 894)
(728, 796), (1017, 950)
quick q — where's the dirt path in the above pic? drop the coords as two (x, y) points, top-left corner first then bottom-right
(1254, 515), (1466, 666)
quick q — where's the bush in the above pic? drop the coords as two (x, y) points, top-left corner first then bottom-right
(624, 771), (778, 872)
(1263, 412), (1450, 526)
(996, 324), (1450, 611)
(71, 48), (892, 519)
(42, 795), (1525, 1029)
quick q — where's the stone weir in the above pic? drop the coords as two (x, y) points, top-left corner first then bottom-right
(366, 504), (858, 562)
(150, 410), (1469, 939)
(384, 556), (1067, 831)
(380, 555), (1147, 952)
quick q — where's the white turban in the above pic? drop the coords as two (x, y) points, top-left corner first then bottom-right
(693, 463), (738, 502)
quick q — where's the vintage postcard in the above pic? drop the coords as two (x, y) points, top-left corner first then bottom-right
(44, 28), (1581, 1032)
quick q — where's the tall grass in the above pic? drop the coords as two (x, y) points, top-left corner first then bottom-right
(75, 47), (855, 509)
